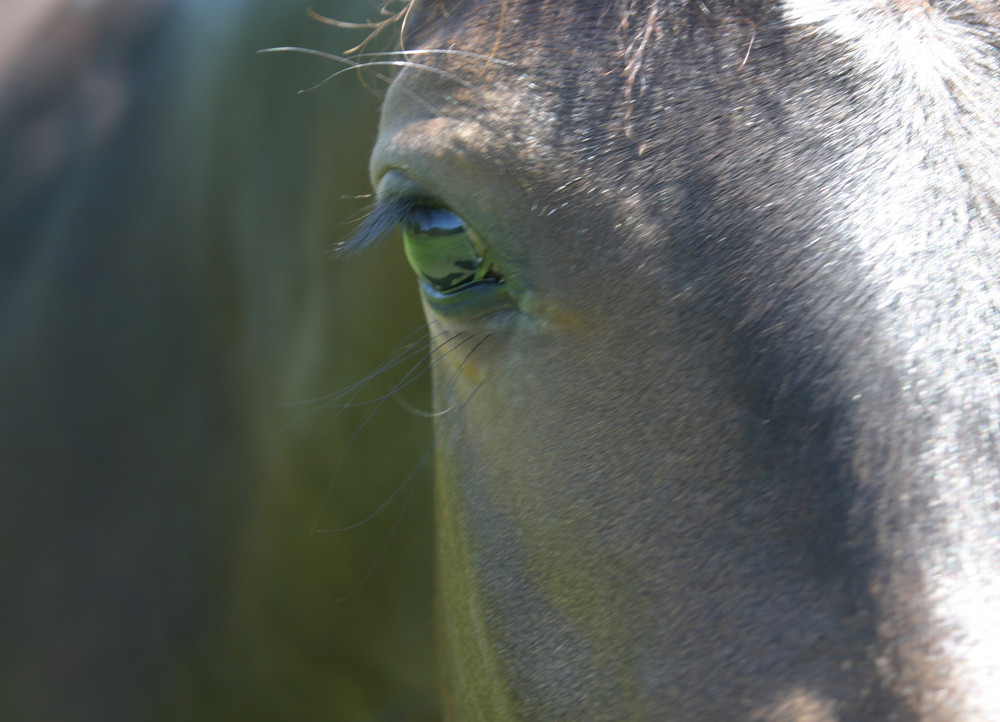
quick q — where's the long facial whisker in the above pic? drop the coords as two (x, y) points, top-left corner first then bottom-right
(389, 330), (489, 417)
(353, 331), (474, 410)
(338, 328), (465, 414)
(392, 391), (443, 418)
(310, 331), (470, 533)
(436, 332), (492, 414)
(327, 367), (489, 545)
(346, 49), (517, 68)
(257, 48), (477, 93)
(277, 327), (457, 432)
(300, 60), (477, 93)
(316, 442), (434, 534)
(329, 329), (471, 411)
(330, 461), (423, 604)
(305, 3), (410, 56)
(276, 346), (435, 433)
(323, 330), (489, 597)
(271, 324), (434, 410)
(436, 376), (487, 439)
(314, 339), (432, 406)
(307, 329), (445, 410)
(305, 8), (383, 31)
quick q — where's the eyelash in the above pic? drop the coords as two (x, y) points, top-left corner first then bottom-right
(337, 197), (424, 256)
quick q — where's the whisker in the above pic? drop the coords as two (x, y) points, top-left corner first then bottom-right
(272, 324), (432, 408)
(331, 466), (421, 604)
(314, 329), (486, 530)
(326, 338), (456, 411)
(437, 332), (492, 413)
(257, 47), (477, 92)
(392, 392), (441, 418)
(292, 329), (458, 432)
(306, 3), (411, 55)
(306, 7), (382, 30)
(272, 325), (440, 425)
(395, 0), (416, 50)
(329, 372), (486, 602)
(333, 329), (470, 410)
(395, 330), (491, 419)
(300, 60), (477, 94)
(346, 49), (517, 68)
(317, 327), (444, 403)
(391, 327), (491, 417)
(317, 442), (434, 534)
(310, 331), (470, 533)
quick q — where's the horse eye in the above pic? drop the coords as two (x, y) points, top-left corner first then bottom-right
(401, 207), (504, 294)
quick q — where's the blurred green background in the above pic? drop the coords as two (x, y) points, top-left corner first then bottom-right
(0, 1), (438, 720)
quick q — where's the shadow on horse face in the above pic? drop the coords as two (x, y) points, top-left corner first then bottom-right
(356, 0), (1000, 719)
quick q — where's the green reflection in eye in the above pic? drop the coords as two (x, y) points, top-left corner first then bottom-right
(401, 207), (503, 294)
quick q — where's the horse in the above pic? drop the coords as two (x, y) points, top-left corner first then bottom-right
(350, 0), (1000, 718)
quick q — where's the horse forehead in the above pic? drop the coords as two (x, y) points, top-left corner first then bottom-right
(399, 0), (1000, 156)
(409, 0), (1000, 80)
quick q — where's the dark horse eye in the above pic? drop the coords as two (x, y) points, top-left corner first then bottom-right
(402, 207), (503, 294)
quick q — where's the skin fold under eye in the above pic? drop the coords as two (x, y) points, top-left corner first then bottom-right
(401, 206), (505, 294)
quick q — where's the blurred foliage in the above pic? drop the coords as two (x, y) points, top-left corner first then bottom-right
(0, 1), (438, 720)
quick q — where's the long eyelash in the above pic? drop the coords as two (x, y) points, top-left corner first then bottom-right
(333, 197), (416, 256)
(334, 195), (453, 256)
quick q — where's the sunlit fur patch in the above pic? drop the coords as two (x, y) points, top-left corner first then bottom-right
(782, 2), (1000, 717)
(783, 0), (996, 99)
(751, 688), (838, 722)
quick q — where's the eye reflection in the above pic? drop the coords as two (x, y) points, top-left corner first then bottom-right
(401, 207), (504, 294)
